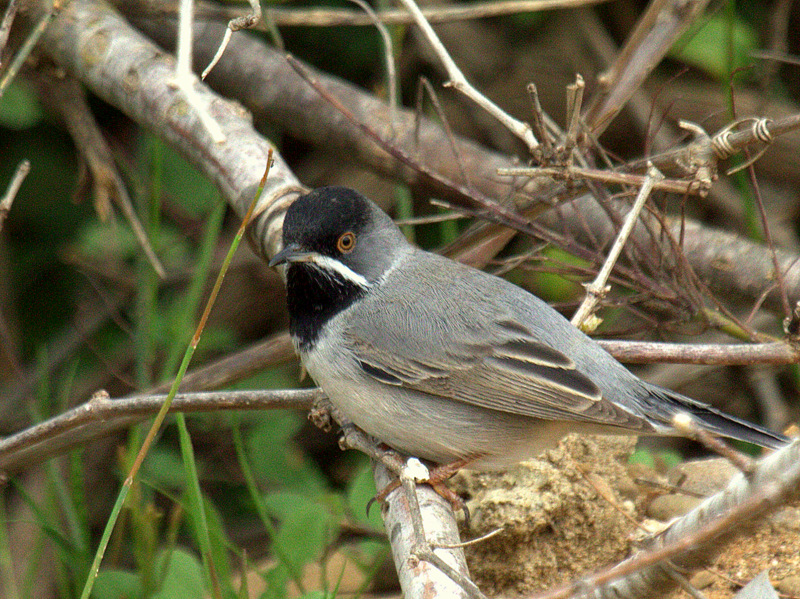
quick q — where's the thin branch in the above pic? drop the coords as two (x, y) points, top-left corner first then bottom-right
(571, 164), (663, 330)
(498, 165), (701, 195)
(191, 0), (614, 27)
(597, 339), (800, 365)
(0, 5), (53, 98)
(740, 130), (791, 319)
(0, 0), (18, 67)
(583, 0), (711, 136)
(0, 389), (321, 476)
(395, 0), (538, 151)
(173, 0), (225, 141)
(347, 0), (397, 131)
(37, 73), (165, 277)
(416, 77), (472, 188)
(0, 159), (29, 233)
(563, 74), (585, 158)
(201, 0), (261, 80)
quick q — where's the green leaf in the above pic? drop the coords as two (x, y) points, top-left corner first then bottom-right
(92, 569), (143, 599)
(263, 493), (336, 572)
(345, 462), (382, 529)
(152, 548), (206, 599)
(259, 564), (289, 599)
(245, 412), (328, 494)
(670, 14), (758, 81)
(140, 446), (186, 490)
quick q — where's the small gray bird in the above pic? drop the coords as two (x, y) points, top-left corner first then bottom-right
(270, 187), (786, 470)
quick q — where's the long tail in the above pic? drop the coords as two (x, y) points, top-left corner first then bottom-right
(645, 384), (789, 450)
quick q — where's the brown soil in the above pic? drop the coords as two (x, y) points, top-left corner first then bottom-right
(450, 434), (800, 598)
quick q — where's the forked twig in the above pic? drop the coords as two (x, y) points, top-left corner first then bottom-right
(395, 0), (538, 151)
(201, 0), (261, 79)
(571, 164), (663, 330)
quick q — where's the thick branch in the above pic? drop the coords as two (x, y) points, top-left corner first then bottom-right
(130, 14), (800, 316)
(39, 0), (303, 261)
(27, 6), (465, 597)
(0, 389), (319, 475)
(593, 439), (800, 598)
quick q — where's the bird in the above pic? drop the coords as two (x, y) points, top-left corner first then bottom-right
(269, 186), (787, 471)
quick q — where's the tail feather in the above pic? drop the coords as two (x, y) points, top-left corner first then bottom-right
(646, 385), (788, 450)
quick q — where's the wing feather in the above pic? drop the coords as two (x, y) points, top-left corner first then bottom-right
(346, 319), (644, 424)
(340, 251), (649, 429)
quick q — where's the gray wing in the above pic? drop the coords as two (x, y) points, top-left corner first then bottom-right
(343, 254), (650, 429)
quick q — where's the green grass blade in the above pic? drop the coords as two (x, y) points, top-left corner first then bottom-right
(79, 156), (272, 599)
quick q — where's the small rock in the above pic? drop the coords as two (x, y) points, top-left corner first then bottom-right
(690, 570), (716, 590)
(667, 458), (739, 495)
(776, 575), (800, 596)
(646, 494), (701, 521)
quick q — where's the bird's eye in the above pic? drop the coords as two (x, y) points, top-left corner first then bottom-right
(336, 231), (357, 254)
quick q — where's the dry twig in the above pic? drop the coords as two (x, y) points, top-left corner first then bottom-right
(571, 164), (663, 331)
(531, 440), (800, 599)
(0, 159), (29, 233)
(192, 0), (613, 28)
(396, 0), (539, 151)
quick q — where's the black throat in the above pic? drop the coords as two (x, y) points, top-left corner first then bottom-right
(285, 262), (369, 351)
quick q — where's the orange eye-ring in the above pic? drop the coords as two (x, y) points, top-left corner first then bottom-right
(337, 231), (356, 253)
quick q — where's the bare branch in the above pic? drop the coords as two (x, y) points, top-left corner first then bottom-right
(190, 0), (614, 27)
(35, 73), (165, 276)
(572, 164), (663, 331)
(529, 440), (800, 599)
(0, 0), (19, 67)
(200, 0), (261, 80)
(597, 339), (800, 365)
(39, 0), (305, 261)
(396, 0), (539, 151)
(0, 4), (53, 98)
(0, 389), (320, 476)
(0, 159), (29, 233)
(583, 0), (711, 135)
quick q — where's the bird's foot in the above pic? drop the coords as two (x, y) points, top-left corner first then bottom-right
(308, 395), (339, 432)
(335, 426), (480, 535)
(369, 455), (477, 527)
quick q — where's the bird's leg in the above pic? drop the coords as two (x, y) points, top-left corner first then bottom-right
(336, 423), (407, 471)
(421, 457), (478, 528)
(333, 421), (479, 523)
(372, 455), (479, 527)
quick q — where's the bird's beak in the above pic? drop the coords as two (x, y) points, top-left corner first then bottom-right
(269, 244), (317, 267)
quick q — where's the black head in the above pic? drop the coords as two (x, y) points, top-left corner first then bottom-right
(270, 186), (409, 284)
(270, 187), (410, 350)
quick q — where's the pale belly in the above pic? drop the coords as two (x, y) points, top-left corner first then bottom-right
(302, 341), (576, 470)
